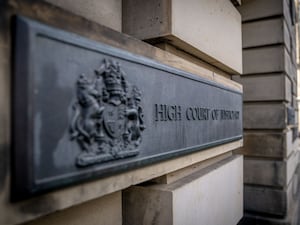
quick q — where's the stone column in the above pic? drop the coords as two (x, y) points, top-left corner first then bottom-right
(235, 0), (300, 224)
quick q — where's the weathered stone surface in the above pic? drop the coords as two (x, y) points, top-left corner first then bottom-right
(244, 152), (298, 188)
(24, 191), (122, 225)
(11, 16), (243, 200)
(284, 20), (292, 53)
(239, 0), (299, 224)
(242, 44), (296, 78)
(0, 140), (243, 225)
(232, 74), (291, 102)
(0, 1), (243, 224)
(122, 0), (171, 40)
(239, 201), (299, 225)
(3, 2), (243, 92)
(152, 152), (232, 185)
(123, 0), (242, 74)
(286, 23), (297, 68)
(123, 155), (243, 225)
(287, 151), (299, 186)
(243, 46), (285, 74)
(242, 18), (286, 48)
(244, 184), (289, 216)
(235, 131), (287, 158)
(284, 48), (297, 80)
(238, 0), (283, 22)
(291, 32), (297, 67)
(154, 42), (231, 79)
(172, 155), (243, 225)
(123, 187), (173, 225)
(293, 95), (298, 108)
(286, 129), (295, 157)
(243, 103), (286, 129)
(295, 111), (298, 125)
(243, 165), (300, 221)
(244, 158), (285, 187)
(283, 0), (295, 33)
(45, 0), (122, 31)
(171, 0), (242, 74)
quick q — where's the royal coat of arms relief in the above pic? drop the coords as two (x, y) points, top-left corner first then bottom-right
(70, 59), (145, 167)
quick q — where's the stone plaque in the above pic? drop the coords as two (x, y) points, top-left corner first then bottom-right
(12, 17), (242, 200)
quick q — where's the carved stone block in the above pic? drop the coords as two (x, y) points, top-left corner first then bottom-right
(123, 0), (242, 74)
(12, 17), (242, 200)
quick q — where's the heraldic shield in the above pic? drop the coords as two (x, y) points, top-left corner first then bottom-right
(103, 104), (126, 139)
(69, 59), (145, 167)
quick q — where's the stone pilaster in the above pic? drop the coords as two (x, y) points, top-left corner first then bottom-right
(236, 0), (299, 224)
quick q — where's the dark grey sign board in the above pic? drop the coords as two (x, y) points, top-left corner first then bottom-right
(12, 16), (242, 200)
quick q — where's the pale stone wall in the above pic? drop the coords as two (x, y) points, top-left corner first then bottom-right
(45, 0), (122, 32)
(24, 192), (122, 225)
(235, 0), (300, 224)
(123, 0), (242, 75)
(123, 155), (243, 225)
(122, 1), (244, 224)
(0, 1), (243, 225)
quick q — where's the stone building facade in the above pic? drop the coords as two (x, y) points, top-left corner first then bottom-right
(236, 1), (300, 224)
(0, 0), (298, 225)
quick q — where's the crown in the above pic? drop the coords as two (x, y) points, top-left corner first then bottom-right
(95, 59), (125, 96)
